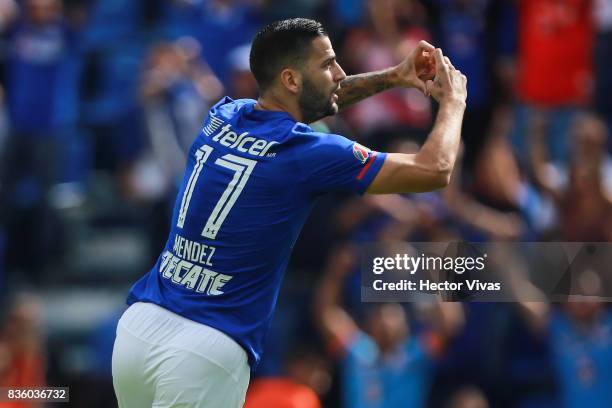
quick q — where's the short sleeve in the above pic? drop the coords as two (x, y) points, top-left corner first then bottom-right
(297, 132), (387, 195)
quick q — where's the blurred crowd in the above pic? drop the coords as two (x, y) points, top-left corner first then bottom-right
(0, 0), (611, 407)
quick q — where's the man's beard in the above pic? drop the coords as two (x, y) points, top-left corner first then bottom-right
(298, 77), (337, 124)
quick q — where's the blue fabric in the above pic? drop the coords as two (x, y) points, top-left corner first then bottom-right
(549, 310), (612, 408)
(159, 1), (261, 86)
(127, 97), (386, 367)
(79, 0), (143, 48)
(6, 23), (81, 133)
(437, 0), (490, 108)
(80, 44), (144, 124)
(197, 3), (260, 86)
(495, 0), (518, 57)
(158, 0), (205, 39)
(333, 0), (367, 27)
(343, 332), (432, 408)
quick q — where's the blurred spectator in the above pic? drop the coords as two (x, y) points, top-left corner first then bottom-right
(512, 0), (593, 165)
(0, 294), (46, 408)
(244, 348), (328, 408)
(441, 143), (526, 242)
(515, 271), (612, 408)
(593, 0), (612, 150)
(79, 0), (146, 176)
(81, 0), (180, 191)
(0, 0), (82, 280)
(160, 0), (263, 86)
(125, 37), (223, 256)
(340, 0), (433, 136)
(529, 112), (612, 241)
(516, 0), (593, 106)
(198, 0), (262, 86)
(428, 0), (498, 171)
(136, 38), (223, 192)
(471, 107), (554, 237)
(548, 303), (612, 408)
(315, 244), (464, 408)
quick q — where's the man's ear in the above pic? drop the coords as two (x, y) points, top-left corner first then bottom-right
(279, 68), (302, 94)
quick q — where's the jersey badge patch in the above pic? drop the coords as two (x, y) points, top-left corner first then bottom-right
(352, 143), (371, 164)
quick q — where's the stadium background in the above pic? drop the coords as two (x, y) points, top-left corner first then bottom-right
(0, 0), (611, 407)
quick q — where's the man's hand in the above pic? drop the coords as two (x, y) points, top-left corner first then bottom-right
(334, 42), (443, 111)
(367, 49), (466, 195)
(426, 49), (467, 106)
(392, 40), (436, 94)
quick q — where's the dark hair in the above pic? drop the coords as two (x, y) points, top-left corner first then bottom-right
(249, 18), (327, 92)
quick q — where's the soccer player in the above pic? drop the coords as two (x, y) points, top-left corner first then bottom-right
(112, 18), (467, 408)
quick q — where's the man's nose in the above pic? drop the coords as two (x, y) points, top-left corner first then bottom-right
(334, 63), (346, 82)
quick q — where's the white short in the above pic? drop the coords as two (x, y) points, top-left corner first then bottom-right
(112, 302), (250, 408)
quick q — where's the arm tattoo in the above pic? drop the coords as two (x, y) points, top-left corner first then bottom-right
(336, 68), (397, 111)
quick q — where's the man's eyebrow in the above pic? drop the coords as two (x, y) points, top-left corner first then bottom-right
(321, 55), (336, 65)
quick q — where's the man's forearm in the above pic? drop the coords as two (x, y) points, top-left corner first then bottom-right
(419, 100), (466, 175)
(336, 67), (401, 111)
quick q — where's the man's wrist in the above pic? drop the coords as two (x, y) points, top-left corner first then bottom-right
(439, 98), (467, 110)
(386, 65), (404, 88)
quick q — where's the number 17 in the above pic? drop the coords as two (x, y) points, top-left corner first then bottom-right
(176, 144), (257, 239)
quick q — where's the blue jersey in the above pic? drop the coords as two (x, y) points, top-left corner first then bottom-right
(7, 23), (80, 133)
(343, 332), (433, 408)
(127, 97), (386, 367)
(549, 310), (612, 408)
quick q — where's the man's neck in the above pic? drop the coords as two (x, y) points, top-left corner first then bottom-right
(255, 92), (302, 123)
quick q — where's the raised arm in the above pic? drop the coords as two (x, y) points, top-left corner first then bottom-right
(527, 111), (563, 202)
(313, 245), (360, 353)
(367, 49), (467, 194)
(487, 245), (550, 335)
(336, 40), (436, 111)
